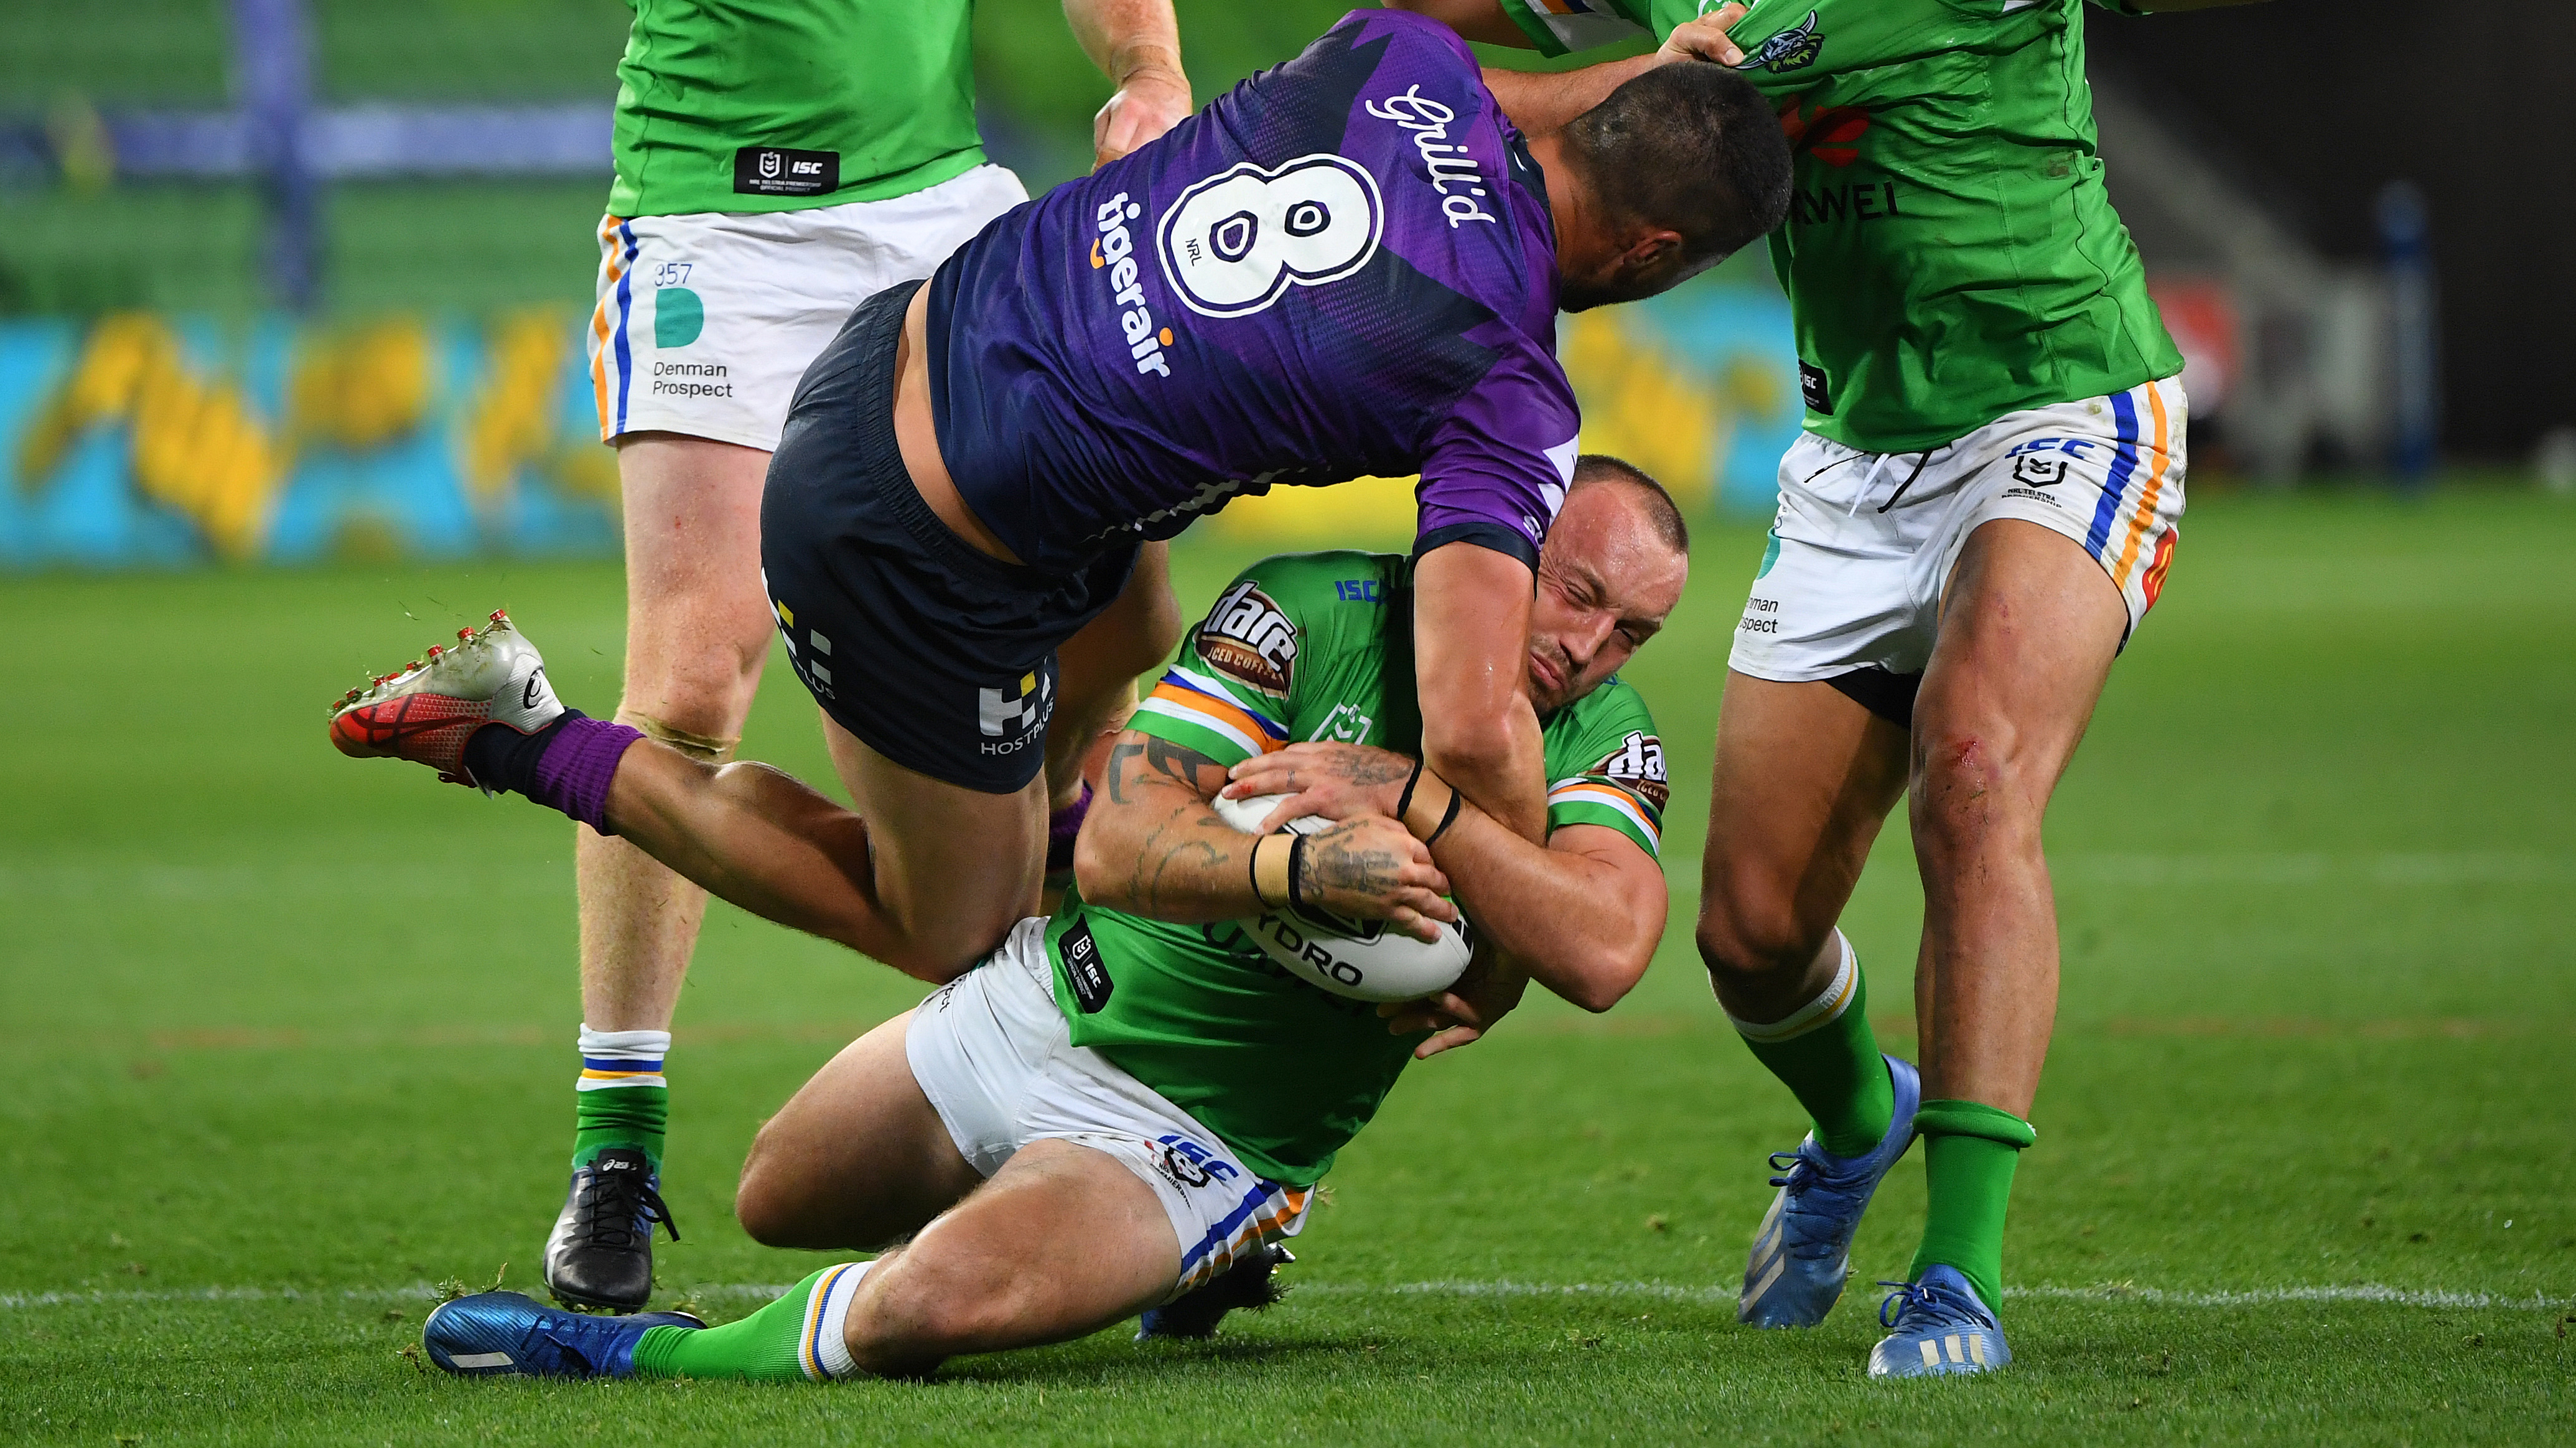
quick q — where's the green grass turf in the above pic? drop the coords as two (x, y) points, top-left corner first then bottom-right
(2, 487), (2572, 1443)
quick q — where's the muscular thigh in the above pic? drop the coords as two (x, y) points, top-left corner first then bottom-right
(1699, 673), (1910, 962)
(823, 712), (1048, 976)
(1914, 518), (2128, 799)
(736, 1011), (985, 1250)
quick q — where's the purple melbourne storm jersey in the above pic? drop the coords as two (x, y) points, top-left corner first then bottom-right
(922, 9), (1578, 575)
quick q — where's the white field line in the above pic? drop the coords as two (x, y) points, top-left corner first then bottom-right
(6, 1280), (2567, 1314)
(5, 853), (2570, 902)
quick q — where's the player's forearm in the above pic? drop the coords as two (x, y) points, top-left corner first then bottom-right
(1429, 810), (1663, 1012)
(1421, 706), (1547, 843)
(1075, 736), (1267, 922)
(1062, 0), (1184, 89)
(1480, 57), (1659, 135)
(1412, 541), (1547, 840)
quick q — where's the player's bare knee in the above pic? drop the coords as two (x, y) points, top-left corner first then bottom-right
(1694, 865), (1827, 989)
(1908, 725), (2043, 866)
(731, 1131), (806, 1247)
(1696, 908), (1825, 992)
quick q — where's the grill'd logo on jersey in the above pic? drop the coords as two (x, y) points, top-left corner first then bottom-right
(1366, 86), (1497, 230)
(1193, 581), (1298, 698)
(1157, 154), (1383, 319)
(1594, 731), (1670, 811)
(1734, 9), (1824, 74)
(1093, 193), (1172, 378)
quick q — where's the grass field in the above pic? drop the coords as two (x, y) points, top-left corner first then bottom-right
(3, 488), (2572, 1444)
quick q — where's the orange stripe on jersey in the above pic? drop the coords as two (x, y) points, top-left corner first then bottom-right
(1146, 681), (1286, 755)
(2112, 382), (2175, 587)
(589, 215), (624, 434)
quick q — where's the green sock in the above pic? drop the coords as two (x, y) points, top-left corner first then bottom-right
(631, 1263), (870, 1381)
(1908, 1099), (2039, 1312)
(1729, 933), (1894, 1157)
(574, 1027), (671, 1172)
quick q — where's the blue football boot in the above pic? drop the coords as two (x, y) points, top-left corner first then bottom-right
(1137, 1245), (1292, 1341)
(1738, 1053), (1921, 1328)
(423, 1290), (703, 1378)
(1867, 1264), (2011, 1377)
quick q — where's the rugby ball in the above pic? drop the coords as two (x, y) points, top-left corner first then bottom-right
(1212, 792), (1474, 1003)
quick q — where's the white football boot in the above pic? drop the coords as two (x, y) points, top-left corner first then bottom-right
(329, 610), (562, 788)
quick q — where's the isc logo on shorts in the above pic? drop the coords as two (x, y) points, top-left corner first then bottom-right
(1152, 1133), (1240, 1189)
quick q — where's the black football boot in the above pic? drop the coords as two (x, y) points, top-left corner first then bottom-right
(541, 1147), (679, 1313)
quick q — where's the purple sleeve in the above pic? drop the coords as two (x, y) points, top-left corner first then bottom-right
(1412, 340), (1580, 571)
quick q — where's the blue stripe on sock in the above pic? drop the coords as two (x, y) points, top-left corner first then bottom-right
(2084, 390), (2142, 558)
(582, 1056), (665, 1072)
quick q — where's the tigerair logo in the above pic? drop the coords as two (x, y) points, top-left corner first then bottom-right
(1092, 192), (1174, 378)
(1733, 9), (1823, 73)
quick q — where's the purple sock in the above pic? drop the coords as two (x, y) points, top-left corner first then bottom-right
(528, 717), (644, 834)
(1045, 781), (1093, 873)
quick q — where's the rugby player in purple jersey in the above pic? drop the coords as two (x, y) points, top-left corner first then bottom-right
(334, 10), (1785, 1010)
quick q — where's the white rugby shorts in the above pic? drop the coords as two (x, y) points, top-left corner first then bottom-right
(586, 164), (1028, 451)
(1730, 376), (2188, 683)
(905, 918), (1314, 1302)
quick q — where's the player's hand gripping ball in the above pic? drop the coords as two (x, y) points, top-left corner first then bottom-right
(1214, 792), (1474, 1003)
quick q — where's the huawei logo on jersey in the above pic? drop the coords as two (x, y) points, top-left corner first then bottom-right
(1776, 97), (1869, 169)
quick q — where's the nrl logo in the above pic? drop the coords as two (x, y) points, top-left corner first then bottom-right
(1734, 9), (1823, 74)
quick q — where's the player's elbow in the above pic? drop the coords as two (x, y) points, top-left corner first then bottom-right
(1070, 817), (1130, 910)
(1564, 940), (1654, 1013)
(1556, 900), (1663, 1012)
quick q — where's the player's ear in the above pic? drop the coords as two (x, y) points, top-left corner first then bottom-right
(1615, 229), (1687, 289)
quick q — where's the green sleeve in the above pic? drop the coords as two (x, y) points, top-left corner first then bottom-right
(1130, 568), (1302, 768)
(1493, 0), (1656, 58)
(1539, 680), (1669, 859)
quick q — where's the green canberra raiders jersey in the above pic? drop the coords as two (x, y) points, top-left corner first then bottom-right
(1498, 0), (2184, 453)
(1044, 551), (1669, 1187)
(608, 0), (987, 218)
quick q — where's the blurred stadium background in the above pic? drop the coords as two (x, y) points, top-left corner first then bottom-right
(6, 0), (2570, 569)
(3, 6), (2572, 1440)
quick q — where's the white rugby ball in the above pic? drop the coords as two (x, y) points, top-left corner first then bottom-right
(1212, 792), (1474, 1002)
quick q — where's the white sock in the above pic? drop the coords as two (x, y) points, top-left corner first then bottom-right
(1724, 930), (1860, 1042)
(577, 1024), (671, 1090)
(806, 1259), (875, 1380)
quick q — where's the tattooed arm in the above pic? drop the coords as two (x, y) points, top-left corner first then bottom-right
(1071, 729), (1459, 938)
(1225, 740), (1667, 1013)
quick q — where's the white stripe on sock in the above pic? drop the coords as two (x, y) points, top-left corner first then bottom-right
(1727, 932), (1859, 1044)
(577, 1024), (673, 1062)
(811, 1260), (872, 1380)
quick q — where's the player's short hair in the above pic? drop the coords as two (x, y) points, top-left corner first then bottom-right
(1572, 453), (1689, 554)
(1564, 62), (1793, 269)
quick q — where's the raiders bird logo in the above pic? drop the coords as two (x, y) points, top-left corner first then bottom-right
(1735, 9), (1824, 74)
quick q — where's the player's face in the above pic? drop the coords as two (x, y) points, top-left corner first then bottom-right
(1524, 483), (1689, 714)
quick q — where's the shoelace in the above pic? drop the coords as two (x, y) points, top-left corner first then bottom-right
(575, 1167), (681, 1250)
(1877, 1278), (1980, 1330)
